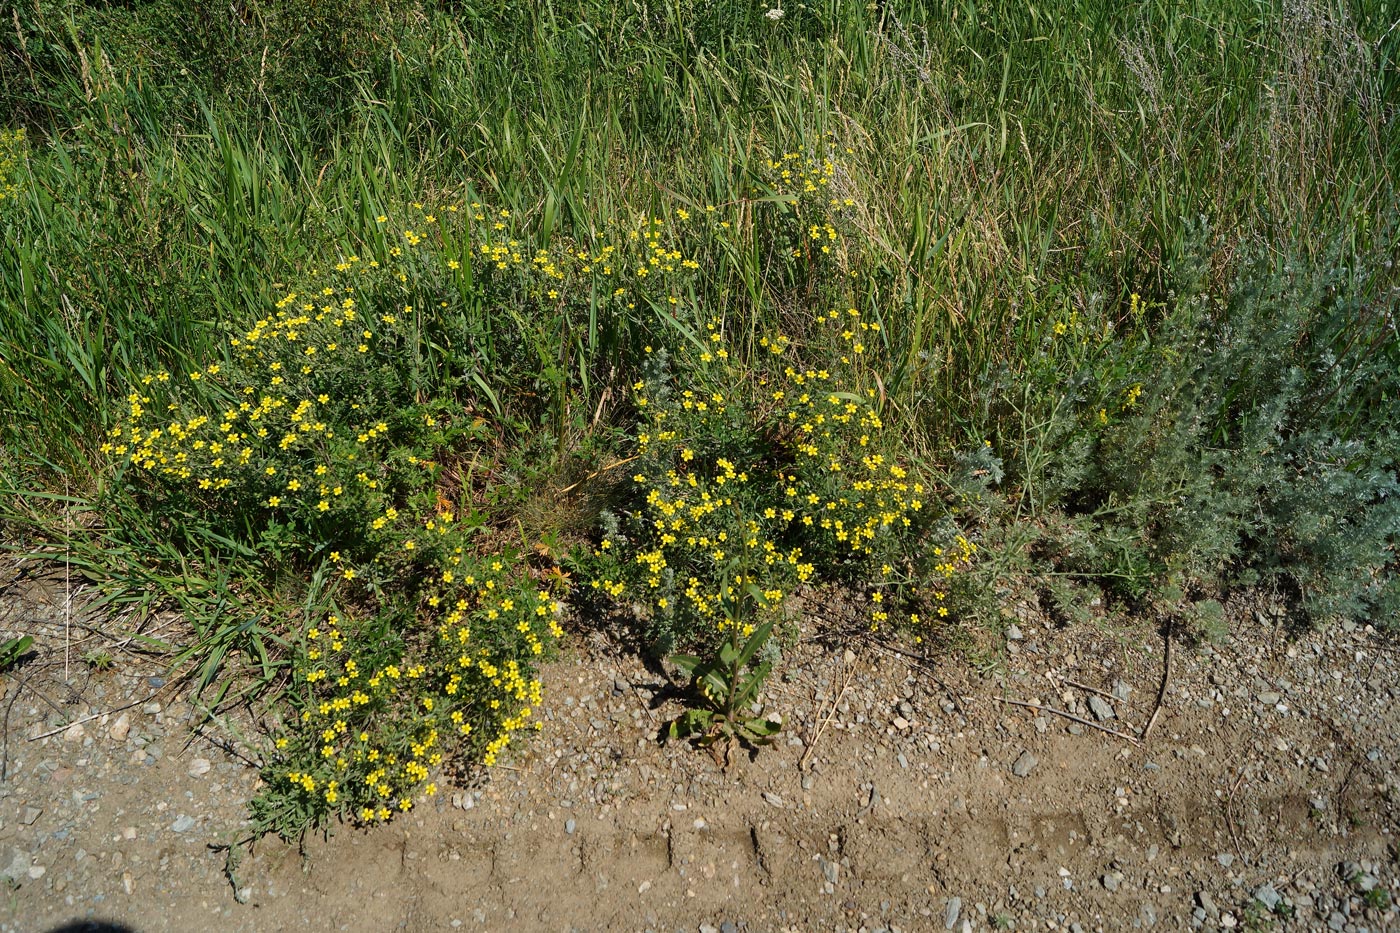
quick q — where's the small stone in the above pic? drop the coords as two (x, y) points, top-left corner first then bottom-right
(1257, 691), (1280, 706)
(27, 865), (45, 880)
(1087, 696), (1116, 721)
(819, 857), (839, 884)
(945, 896), (962, 929)
(1102, 874), (1119, 892)
(565, 819), (576, 834)
(893, 716), (910, 730)
(698, 924), (719, 933)
(763, 792), (785, 808)
(109, 713), (131, 742)
(1253, 884), (1281, 911)
(1006, 625), (1023, 641)
(0, 848), (29, 885)
(188, 758), (211, 778)
(1011, 751), (1038, 777)
(1197, 891), (1218, 918)
(20, 807), (41, 826)
(1112, 680), (1132, 701)
(62, 722), (86, 742)
(122, 827), (137, 840)
(1216, 853), (1234, 867)
(720, 923), (738, 933)
(169, 814), (197, 833)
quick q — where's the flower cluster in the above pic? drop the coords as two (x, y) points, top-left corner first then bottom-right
(591, 309), (970, 652)
(265, 533), (564, 826)
(101, 212), (577, 832)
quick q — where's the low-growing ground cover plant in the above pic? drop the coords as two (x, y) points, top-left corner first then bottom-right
(587, 309), (972, 657)
(90, 181), (909, 836)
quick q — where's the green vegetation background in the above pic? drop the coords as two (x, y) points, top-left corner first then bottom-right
(1, 0), (1398, 828)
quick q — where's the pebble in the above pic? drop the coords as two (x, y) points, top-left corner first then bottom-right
(1007, 625), (1024, 641)
(565, 819), (576, 834)
(187, 758), (211, 778)
(108, 713), (130, 742)
(169, 814), (196, 834)
(0, 849), (29, 885)
(1087, 696), (1116, 721)
(1258, 691), (1281, 706)
(1011, 751), (1038, 777)
(1255, 883), (1281, 911)
(944, 896), (961, 928)
(20, 807), (42, 825)
(62, 722), (86, 742)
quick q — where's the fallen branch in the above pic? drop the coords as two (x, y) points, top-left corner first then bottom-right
(994, 695), (1141, 745)
(1056, 676), (1118, 701)
(1141, 624), (1174, 741)
(26, 689), (163, 742)
(799, 653), (856, 772)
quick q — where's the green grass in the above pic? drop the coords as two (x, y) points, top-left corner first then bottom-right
(0, 0), (1397, 835)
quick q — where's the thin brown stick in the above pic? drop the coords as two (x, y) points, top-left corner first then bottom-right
(799, 655), (856, 772)
(1225, 766), (1249, 865)
(1057, 677), (1118, 701)
(26, 690), (162, 742)
(1141, 626), (1174, 741)
(557, 455), (641, 495)
(994, 696), (1141, 745)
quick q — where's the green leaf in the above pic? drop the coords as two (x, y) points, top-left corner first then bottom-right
(670, 653), (702, 676)
(734, 617), (774, 671)
(732, 658), (772, 708)
(0, 634), (34, 670)
(742, 717), (782, 739)
(700, 669), (729, 702)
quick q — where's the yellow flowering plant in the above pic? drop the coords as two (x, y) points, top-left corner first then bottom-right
(100, 216), (575, 839)
(587, 307), (971, 661)
(252, 532), (564, 836)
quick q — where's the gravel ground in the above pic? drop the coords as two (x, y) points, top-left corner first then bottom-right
(2, 564), (1397, 932)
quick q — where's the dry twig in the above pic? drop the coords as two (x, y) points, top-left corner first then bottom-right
(994, 695), (1141, 745)
(799, 654), (857, 772)
(1141, 625), (1174, 741)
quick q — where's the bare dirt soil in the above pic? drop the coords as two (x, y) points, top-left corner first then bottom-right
(2, 562), (1397, 933)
